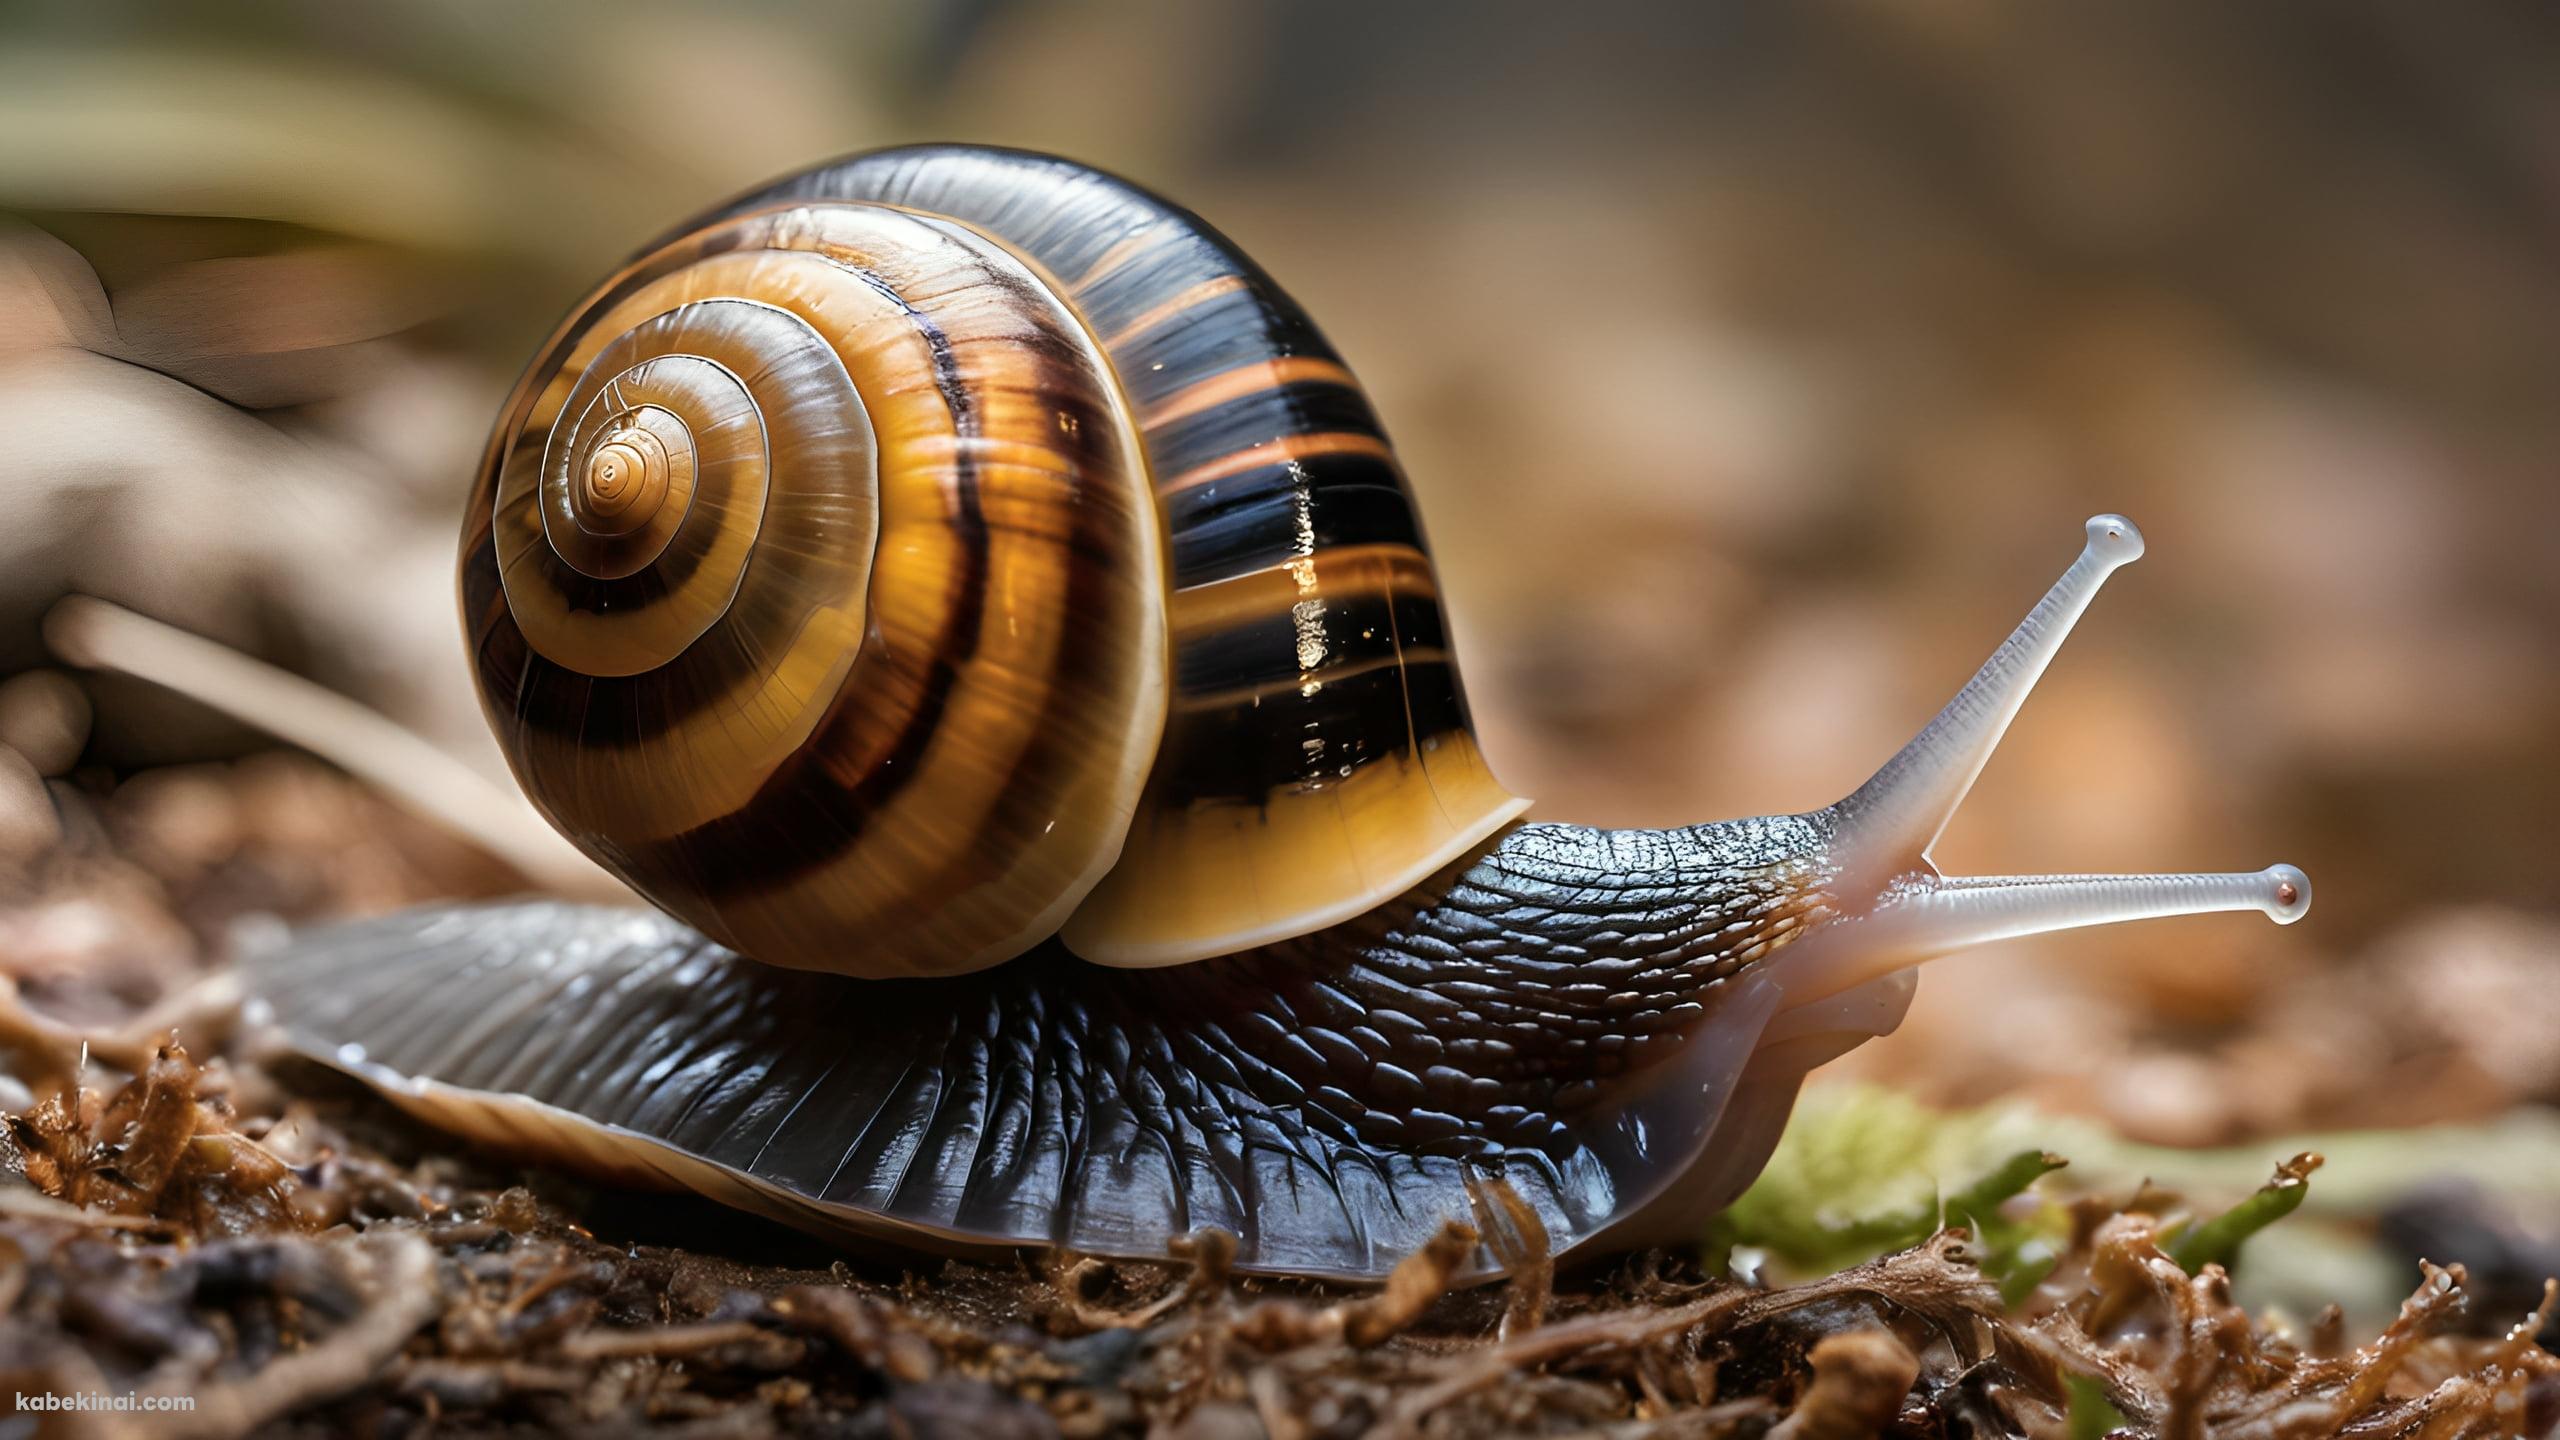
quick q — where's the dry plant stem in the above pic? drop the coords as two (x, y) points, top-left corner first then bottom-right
(2160, 1270), (2254, 1440)
(1374, 1231), (2002, 1439)
(0, 973), (241, 1095)
(1518, 1400), (1778, 1440)
(2017, 1226), (2543, 1440)
(390, 1358), (585, 1406)
(27, 1344), (131, 1440)
(1767, 1330), (1920, 1440)
(0, 975), (84, 1089)
(42, 594), (617, 898)
(1053, 1227), (1242, 1331)
(773, 1287), (941, 1382)
(2335, 1263), (2468, 1418)
(1235, 1220), (1482, 1352)
(1465, 1171), (1556, 1337)
(1624, 1397), (1780, 1437)
(0, 1186), (161, 1231)
(146, 1232), (437, 1440)
(1141, 1227), (1238, 1326)
(1344, 1220), (1481, 1346)
(555, 1319), (770, 1361)
(2495, 1280), (2559, 1371)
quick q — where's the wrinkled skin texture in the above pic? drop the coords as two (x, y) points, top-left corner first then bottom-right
(251, 815), (1885, 1280)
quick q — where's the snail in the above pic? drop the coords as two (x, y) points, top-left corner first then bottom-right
(244, 145), (2310, 1282)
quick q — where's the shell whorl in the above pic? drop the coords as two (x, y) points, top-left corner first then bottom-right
(464, 146), (1528, 978)
(465, 202), (1168, 977)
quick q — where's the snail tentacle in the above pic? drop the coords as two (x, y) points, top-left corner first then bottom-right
(1832, 514), (2147, 876)
(1765, 865), (2313, 1010)
(1767, 515), (2310, 1010)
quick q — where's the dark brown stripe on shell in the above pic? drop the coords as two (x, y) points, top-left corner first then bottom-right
(499, 301), (864, 742)
(1149, 661), (1473, 809)
(1102, 275), (1247, 348)
(675, 147), (1520, 962)
(616, 258), (990, 900)
(706, 148), (1359, 428)
(1163, 450), (1425, 589)
(1111, 282), (1347, 412)
(1144, 378), (1383, 485)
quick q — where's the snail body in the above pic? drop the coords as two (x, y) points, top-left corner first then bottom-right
(248, 147), (2310, 1281)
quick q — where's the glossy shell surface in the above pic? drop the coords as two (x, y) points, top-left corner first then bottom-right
(465, 146), (1525, 973)
(466, 202), (1167, 976)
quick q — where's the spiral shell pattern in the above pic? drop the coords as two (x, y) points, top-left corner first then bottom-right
(462, 203), (1167, 977)
(464, 146), (1528, 976)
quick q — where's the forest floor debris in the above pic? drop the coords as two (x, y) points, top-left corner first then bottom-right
(0, 989), (2547, 1435)
(0, 758), (2555, 1436)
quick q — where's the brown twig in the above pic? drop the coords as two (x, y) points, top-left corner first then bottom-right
(1464, 1171), (1555, 1337)
(43, 594), (618, 899)
(146, 1231), (438, 1440)
(1374, 1230), (2000, 1438)
(555, 1319), (772, 1361)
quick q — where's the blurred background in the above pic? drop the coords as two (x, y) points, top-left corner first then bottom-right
(1, 0), (2555, 1315)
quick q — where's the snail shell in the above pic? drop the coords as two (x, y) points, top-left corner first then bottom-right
(464, 144), (1525, 978)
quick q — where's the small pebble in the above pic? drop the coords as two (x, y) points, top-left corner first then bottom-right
(112, 764), (244, 870)
(0, 670), (92, 778)
(0, 745), (59, 863)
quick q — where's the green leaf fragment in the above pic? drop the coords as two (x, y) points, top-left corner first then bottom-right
(1946, 1149), (2069, 1233)
(1951, 1150), (2069, 1305)
(2064, 1374), (2129, 1440)
(2167, 1150), (2324, 1275)
(1705, 1131), (2068, 1295)
(1709, 1088), (2343, 1309)
(1996, 1237), (2061, 1309)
